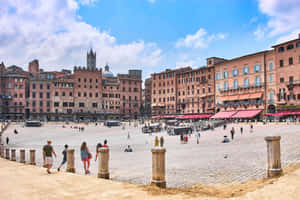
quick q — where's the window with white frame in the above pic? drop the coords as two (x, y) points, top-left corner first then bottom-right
(255, 76), (261, 86)
(232, 69), (239, 77)
(269, 74), (273, 83)
(269, 91), (274, 103)
(215, 73), (221, 80)
(254, 64), (261, 73)
(233, 80), (238, 89)
(243, 78), (249, 88)
(268, 61), (273, 71)
(223, 81), (228, 91)
(216, 83), (220, 91)
(223, 71), (228, 79)
(243, 66), (249, 75)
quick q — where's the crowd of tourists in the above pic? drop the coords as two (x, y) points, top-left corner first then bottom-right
(42, 139), (109, 174)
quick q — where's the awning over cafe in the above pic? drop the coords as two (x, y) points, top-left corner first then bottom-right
(265, 111), (300, 116)
(176, 114), (212, 119)
(232, 109), (262, 118)
(210, 111), (238, 119)
(219, 92), (263, 102)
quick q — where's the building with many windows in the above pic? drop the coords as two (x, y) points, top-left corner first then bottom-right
(151, 34), (300, 120)
(0, 51), (142, 121)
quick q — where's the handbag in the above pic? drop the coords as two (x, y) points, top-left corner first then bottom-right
(88, 152), (92, 159)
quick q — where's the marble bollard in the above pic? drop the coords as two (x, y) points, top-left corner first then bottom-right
(0, 145), (4, 158)
(20, 149), (25, 163)
(66, 149), (75, 173)
(97, 148), (109, 179)
(11, 149), (16, 161)
(29, 149), (36, 165)
(265, 136), (282, 177)
(5, 148), (10, 160)
(151, 148), (166, 188)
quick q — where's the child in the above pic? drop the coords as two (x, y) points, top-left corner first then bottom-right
(58, 144), (68, 171)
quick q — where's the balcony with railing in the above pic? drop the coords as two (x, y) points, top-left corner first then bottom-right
(286, 80), (300, 87)
(0, 95), (12, 100)
(219, 82), (264, 93)
(217, 99), (263, 108)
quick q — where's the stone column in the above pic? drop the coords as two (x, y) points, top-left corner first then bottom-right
(66, 149), (75, 173)
(20, 149), (26, 163)
(29, 149), (36, 165)
(0, 145), (4, 158)
(5, 148), (10, 160)
(97, 148), (109, 179)
(151, 148), (166, 188)
(265, 136), (282, 177)
(11, 149), (16, 161)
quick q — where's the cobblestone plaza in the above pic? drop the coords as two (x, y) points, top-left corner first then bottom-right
(3, 123), (300, 187)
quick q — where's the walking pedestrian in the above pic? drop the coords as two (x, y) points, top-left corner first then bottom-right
(250, 124), (253, 133)
(80, 142), (91, 174)
(57, 144), (68, 171)
(196, 132), (201, 144)
(6, 137), (9, 145)
(240, 127), (243, 135)
(230, 127), (235, 140)
(43, 140), (57, 174)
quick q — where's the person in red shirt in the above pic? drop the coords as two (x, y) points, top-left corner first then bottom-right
(103, 139), (109, 148)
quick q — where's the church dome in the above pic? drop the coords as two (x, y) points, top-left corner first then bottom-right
(103, 64), (114, 78)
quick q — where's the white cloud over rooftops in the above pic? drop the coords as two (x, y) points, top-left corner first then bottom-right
(0, 0), (162, 74)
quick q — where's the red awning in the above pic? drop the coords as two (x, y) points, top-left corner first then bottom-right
(265, 111), (300, 116)
(163, 115), (177, 118)
(175, 114), (212, 119)
(210, 111), (238, 119)
(232, 109), (262, 118)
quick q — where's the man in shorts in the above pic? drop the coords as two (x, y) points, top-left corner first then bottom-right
(57, 144), (68, 172)
(43, 140), (57, 174)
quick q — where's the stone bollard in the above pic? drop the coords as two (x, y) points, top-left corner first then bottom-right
(11, 149), (16, 161)
(29, 149), (36, 165)
(151, 148), (166, 188)
(5, 148), (10, 160)
(265, 136), (282, 177)
(66, 149), (75, 173)
(97, 148), (109, 179)
(0, 145), (4, 158)
(20, 149), (26, 163)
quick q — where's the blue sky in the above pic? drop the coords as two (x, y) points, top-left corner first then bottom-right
(1, 0), (300, 79)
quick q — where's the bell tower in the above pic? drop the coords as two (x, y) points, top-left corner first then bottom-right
(87, 49), (96, 69)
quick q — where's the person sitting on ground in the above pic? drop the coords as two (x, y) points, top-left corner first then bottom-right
(57, 144), (68, 171)
(124, 145), (133, 152)
(14, 129), (18, 134)
(222, 135), (230, 143)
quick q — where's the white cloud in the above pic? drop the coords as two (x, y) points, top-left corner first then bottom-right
(276, 29), (300, 44)
(175, 60), (195, 68)
(77, 0), (98, 6)
(0, 0), (162, 74)
(254, 25), (267, 40)
(257, 0), (300, 36)
(175, 28), (226, 49)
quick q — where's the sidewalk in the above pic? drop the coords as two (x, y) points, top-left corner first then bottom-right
(0, 158), (299, 200)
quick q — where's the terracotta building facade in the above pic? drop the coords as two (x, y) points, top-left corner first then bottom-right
(0, 50), (142, 121)
(151, 34), (300, 119)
